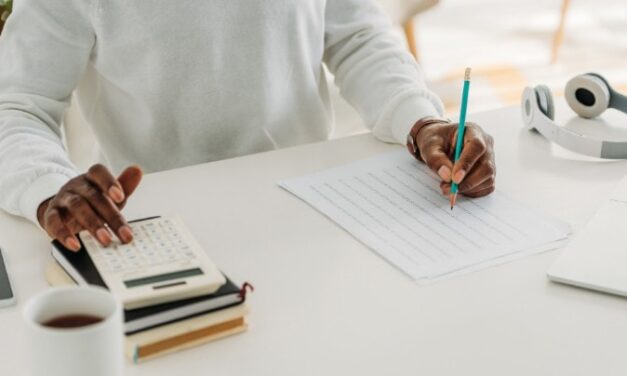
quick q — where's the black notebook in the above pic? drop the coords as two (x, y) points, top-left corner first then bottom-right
(52, 239), (246, 335)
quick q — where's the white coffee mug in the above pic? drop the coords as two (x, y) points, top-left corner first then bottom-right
(23, 286), (124, 376)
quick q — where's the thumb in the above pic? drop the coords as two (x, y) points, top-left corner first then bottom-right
(421, 144), (454, 182)
(117, 165), (143, 198)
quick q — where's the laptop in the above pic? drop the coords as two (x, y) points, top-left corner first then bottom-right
(547, 175), (627, 297)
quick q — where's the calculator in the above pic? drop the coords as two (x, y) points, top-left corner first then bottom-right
(79, 216), (226, 309)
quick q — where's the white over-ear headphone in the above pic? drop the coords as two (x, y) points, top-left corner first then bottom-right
(521, 73), (627, 159)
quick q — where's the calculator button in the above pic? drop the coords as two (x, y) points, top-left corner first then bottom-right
(82, 217), (204, 282)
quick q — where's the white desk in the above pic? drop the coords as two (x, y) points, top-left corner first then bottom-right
(2, 103), (627, 375)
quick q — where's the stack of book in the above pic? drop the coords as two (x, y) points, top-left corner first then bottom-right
(46, 256), (252, 363)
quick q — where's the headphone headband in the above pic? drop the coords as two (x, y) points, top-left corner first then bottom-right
(585, 73), (627, 110)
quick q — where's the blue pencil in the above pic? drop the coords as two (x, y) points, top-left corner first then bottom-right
(450, 67), (472, 210)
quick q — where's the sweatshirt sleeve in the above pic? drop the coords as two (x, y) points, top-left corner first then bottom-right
(0, 0), (95, 224)
(323, 0), (445, 144)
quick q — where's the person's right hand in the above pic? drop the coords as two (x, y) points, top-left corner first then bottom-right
(37, 164), (143, 252)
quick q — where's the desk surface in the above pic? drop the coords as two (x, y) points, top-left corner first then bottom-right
(2, 103), (627, 376)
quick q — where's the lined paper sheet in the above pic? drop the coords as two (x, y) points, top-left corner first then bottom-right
(279, 150), (570, 282)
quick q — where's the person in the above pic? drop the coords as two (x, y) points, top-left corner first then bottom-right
(0, 1), (495, 252)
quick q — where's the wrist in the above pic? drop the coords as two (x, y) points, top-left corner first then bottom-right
(406, 117), (451, 161)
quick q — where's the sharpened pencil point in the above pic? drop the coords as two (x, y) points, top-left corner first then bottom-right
(449, 193), (457, 210)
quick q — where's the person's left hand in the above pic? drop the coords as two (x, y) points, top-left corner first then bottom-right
(410, 119), (496, 197)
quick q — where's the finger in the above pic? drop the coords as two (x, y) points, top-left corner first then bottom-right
(451, 125), (488, 184)
(458, 157), (496, 193)
(72, 184), (133, 244)
(86, 164), (125, 204)
(440, 181), (451, 196)
(462, 177), (495, 196)
(58, 193), (110, 246)
(442, 178), (495, 197)
(441, 168), (495, 198)
(63, 213), (84, 235)
(420, 137), (454, 182)
(44, 207), (81, 252)
(117, 166), (143, 203)
(464, 185), (495, 198)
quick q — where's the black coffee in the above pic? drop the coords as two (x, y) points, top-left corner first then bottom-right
(42, 314), (103, 328)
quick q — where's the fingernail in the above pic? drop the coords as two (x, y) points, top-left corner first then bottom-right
(119, 225), (133, 243)
(109, 186), (125, 203)
(96, 228), (112, 245)
(437, 166), (451, 182)
(453, 170), (466, 184)
(66, 237), (81, 252)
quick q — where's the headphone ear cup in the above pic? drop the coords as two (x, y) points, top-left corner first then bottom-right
(565, 74), (610, 118)
(535, 85), (555, 121)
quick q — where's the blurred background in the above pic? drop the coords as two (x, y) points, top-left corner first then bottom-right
(331, 0), (627, 138)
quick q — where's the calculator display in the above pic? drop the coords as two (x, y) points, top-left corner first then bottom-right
(124, 268), (204, 288)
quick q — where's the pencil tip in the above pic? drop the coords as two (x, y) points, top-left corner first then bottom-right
(464, 67), (471, 81)
(449, 193), (457, 209)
